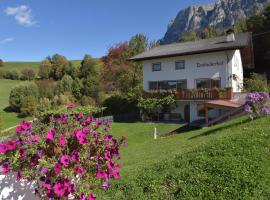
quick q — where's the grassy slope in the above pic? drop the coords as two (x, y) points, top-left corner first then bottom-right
(102, 117), (270, 199)
(2, 60), (82, 73)
(0, 79), (30, 130)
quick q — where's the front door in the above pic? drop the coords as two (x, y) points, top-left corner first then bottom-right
(184, 104), (190, 123)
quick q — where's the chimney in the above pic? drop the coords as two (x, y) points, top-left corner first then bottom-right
(226, 28), (235, 42)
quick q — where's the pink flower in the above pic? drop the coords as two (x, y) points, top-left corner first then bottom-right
(83, 116), (93, 125)
(1, 163), (9, 174)
(6, 141), (17, 151)
(102, 182), (110, 191)
(43, 181), (51, 190)
(71, 151), (80, 162)
(97, 171), (105, 179)
(54, 163), (62, 174)
(111, 170), (120, 180)
(74, 166), (85, 175)
(59, 135), (66, 146)
(67, 103), (76, 109)
(28, 136), (40, 143)
(60, 155), (70, 167)
(46, 129), (55, 141)
(17, 171), (22, 181)
(77, 113), (84, 120)
(0, 144), (7, 154)
(16, 121), (32, 133)
(104, 151), (111, 161)
(94, 121), (102, 127)
(54, 182), (65, 196)
(75, 130), (87, 144)
(19, 149), (26, 160)
(88, 193), (96, 200)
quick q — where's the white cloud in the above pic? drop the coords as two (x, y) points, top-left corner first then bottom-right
(0, 37), (14, 44)
(5, 5), (36, 27)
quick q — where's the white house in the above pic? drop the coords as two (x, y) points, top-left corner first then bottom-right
(130, 31), (254, 125)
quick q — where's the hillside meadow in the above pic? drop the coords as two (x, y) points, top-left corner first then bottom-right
(1, 60), (82, 73)
(103, 116), (270, 199)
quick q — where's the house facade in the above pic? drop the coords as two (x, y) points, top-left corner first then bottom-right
(131, 32), (254, 124)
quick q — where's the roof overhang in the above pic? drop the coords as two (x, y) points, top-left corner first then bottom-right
(129, 45), (246, 61)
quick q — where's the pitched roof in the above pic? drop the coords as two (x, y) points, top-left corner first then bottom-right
(130, 32), (252, 61)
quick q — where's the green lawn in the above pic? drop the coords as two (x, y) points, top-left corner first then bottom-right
(2, 60), (82, 73)
(0, 79), (31, 130)
(100, 116), (270, 199)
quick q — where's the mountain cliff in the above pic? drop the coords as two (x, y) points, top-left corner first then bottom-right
(161, 0), (270, 44)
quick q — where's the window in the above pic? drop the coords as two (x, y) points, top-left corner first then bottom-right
(195, 78), (221, 88)
(152, 63), (161, 71)
(175, 60), (185, 70)
(177, 80), (187, 89)
(148, 80), (187, 90)
(149, 81), (158, 90)
(197, 104), (213, 117)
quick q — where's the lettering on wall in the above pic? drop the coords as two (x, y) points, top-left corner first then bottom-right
(197, 61), (224, 67)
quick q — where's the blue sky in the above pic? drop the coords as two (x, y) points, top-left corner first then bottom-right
(0, 0), (214, 61)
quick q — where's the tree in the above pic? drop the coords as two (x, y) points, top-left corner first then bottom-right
(101, 42), (133, 92)
(20, 96), (38, 116)
(20, 68), (36, 81)
(5, 70), (19, 80)
(244, 73), (269, 92)
(58, 75), (73, 93)
(81, 75), (99, 98)
(80, 55), (99, 78)
(36, 80), (56, 99)
(72, 78), (83, 99)
(51, 54), (70, 80)
(0, 59), (4, 67)
(202, 26), (219, 39)
(9, 82), (39, 112)
(179, 31), (199, 42)
(38, 59), (52, 79)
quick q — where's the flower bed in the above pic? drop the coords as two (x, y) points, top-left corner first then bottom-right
(244, 92), (270, 119)
(0, 104), (126, 199)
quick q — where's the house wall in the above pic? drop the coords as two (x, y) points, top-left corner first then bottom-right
(231, 50), (244, 92)
(142, 50), (243, 92)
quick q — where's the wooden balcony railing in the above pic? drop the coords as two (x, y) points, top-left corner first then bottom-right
(143, 88), (233, 100)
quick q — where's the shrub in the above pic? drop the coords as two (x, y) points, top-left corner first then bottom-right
(244, 73), (269, 92)
(81, 95), (96, 106)
(20, 68), (36, 81)
(244, 92), (270, 119)
(4, 70), (19, 80)
(0, 69), (6, 78)
(102, 94), (138, 115)
(38, 59), (52, 79)
(20, 96), (38, 116)
(36, 80), (56, 99)
(58, 75), (73, 93)
(0, 105), (126, 199)
(9, 82), (39, 111)
(0, 59), (4, 67)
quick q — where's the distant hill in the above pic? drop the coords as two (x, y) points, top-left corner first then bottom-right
(1, 60), (82, 73)
(161, 0), (270, 44)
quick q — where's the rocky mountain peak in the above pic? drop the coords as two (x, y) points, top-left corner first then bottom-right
(161, 0), (270, 44)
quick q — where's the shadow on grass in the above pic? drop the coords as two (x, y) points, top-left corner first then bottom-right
(2, 106), (26, 119)
(160, 124), (200, 137)
(188, 118), (250, 140)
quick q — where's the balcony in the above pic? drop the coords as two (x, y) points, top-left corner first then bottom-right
(143, 87), (233, 100)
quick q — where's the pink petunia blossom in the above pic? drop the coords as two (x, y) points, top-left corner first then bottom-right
(46, 129), (55, 141)
(67, 103), (76, 109)
(1, 163), (9, 174)
(19, 149), (26, 160)
(16, 121), (32, 133)
(111, 170), (120, 180)
(60, 155), (70, 167)
(59, 135), (66, 146)
(54, 182), (65, 196)
(5, 141), (17, 151)
(0, 144), (7, 154)
(101, 182), (110, 191)
(77, 113), (84, 120)
(75, 130), (87, 144)
(88, 193), (96, 200)
(54, 163), (62, 174)
(17, 171), (22, 181)
(71, 151), (80, 162)
(74, 165), (86, 175)
(28, 136), (41, 143)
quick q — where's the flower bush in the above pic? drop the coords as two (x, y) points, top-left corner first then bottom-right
(244, 92), (270, 119)
(0, 104), (126, 199)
